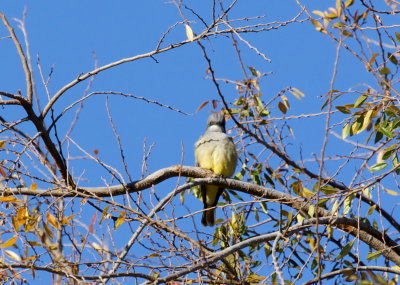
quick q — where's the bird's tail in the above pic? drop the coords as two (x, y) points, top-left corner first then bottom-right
(201, 208), (216, 227)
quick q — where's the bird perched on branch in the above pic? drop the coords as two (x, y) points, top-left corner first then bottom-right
(195, 113), (238, 226)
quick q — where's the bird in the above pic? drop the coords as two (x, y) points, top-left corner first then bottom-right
(194, 113), (238, 226)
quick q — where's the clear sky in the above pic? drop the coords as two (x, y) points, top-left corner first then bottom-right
(2, 1), (354, 176)
(1, 1), (398, 283)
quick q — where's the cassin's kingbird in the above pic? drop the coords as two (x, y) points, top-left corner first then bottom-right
(195, 113), (238, 226)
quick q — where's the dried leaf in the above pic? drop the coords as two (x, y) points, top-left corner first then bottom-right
(196, 101), (209, 112)
(0, 167), (6, 177)
(46, 212), (59, 230)
(43, 222), (54, 239)
(62, 214), (77, 226)
(185, 24), (194, 42)
(30, 183), (38, 190)
(91, 242), (102, 252)
(5, 250), (21, 262)
(0, 141), (5, 148)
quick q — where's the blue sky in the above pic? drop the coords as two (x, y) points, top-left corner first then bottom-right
(1, 0), (399, 283)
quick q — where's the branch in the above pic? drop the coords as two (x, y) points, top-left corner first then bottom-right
(148, 217), (400, 284)
(303, 266), (400, 285)
(0, 13), (33, 102)
(3, 165), (400, 266)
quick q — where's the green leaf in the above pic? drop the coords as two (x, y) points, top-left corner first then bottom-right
(342, 30), (353, 37)
(259, 109), (270, 117)
(332, 22), (346, 28)
(278, 101), (287, 114)
(336, 239), (355, 260)
(382, 145), (396, 160)
(260, 201), (268, 214)
(248, 66), (258, 77)
(246, 274), (266, 282)
(369, 162), (388, 172)
(374, 131), (383, 143)
(321, 186), (338, 195)
(379, 126), (393, 138)
(336, 106), (351, 114)
(353, 94), (367, 108)
(396, 32), (400, 42)
(342, 122), (351, 139)
(343, 193), (355, 215)
(366, 204), (376, 216)
(357, 109), (373, 134)
(379, 67), (391, 75)
(351, 117), (362, 134)
(367, 251), (381, 261)
(388, 52), (398, 65)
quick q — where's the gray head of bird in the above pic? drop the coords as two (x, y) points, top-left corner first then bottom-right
(206, 113), (226, 133)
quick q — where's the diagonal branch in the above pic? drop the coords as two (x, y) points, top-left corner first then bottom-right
(0, 13), (33, 102)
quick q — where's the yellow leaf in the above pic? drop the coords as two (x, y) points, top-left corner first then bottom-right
(148, 253), (162, 258)
(0, 236), (17, 248)
(311, 19), (326, 33)
(331, 199), (340, 215)
(301, 187), (314, 198)
(115, 214), (125, 229)
(312, 10), (325, 17)
(22, 256), (37, 262)
(43, 222), (54, 239)
(356, 109), (373, 134)
(46, 212), (59, 230)
(308, 204), (315, 217)
(290, 87), (305, 99)
(17, 207), (29, 225)
(0, 197), (22, 203)
(383, 188), (400, 196)
(62, 214), (76, 226)
(246, 274), (266, 282)
(185, 24), (194, 42)
(5, 250), (21, 262)
(30, 183), (38, 190)
(12, 216), (19, 232)
(0, 141), (5, 148)
(296, 213), (305, 223)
